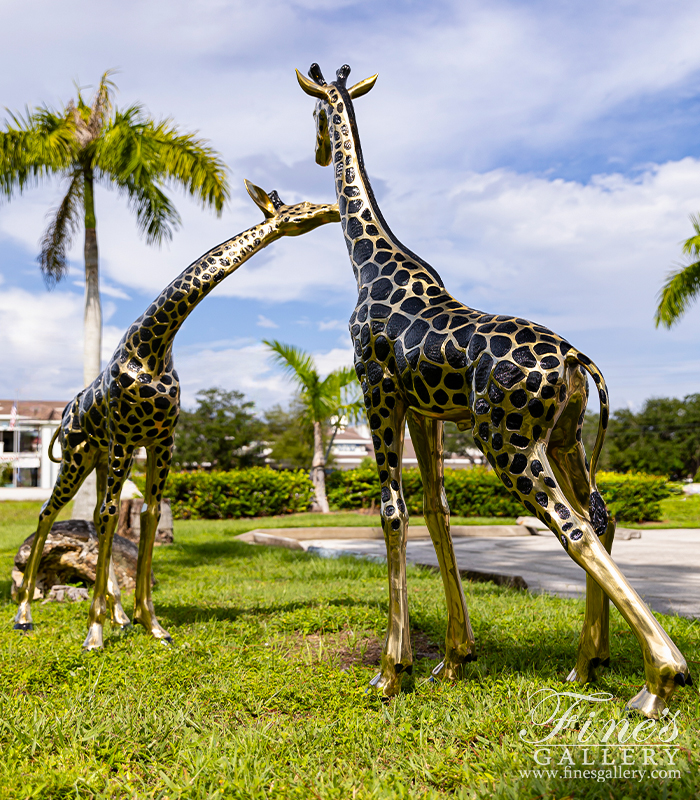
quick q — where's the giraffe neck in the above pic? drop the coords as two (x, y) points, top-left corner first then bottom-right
(326, 84), (444, 293)
(119, 219), (281, 374)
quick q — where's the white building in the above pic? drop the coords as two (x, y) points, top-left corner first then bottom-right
(328, 422), (486, 470)
(0, 400), (65, 489)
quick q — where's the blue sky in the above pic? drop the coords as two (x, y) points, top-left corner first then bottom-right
(2, 0), (700, 413)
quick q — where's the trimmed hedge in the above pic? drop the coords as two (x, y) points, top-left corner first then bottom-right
(145, 465), (673, 522)
(326, 464), (522, 517)
(327, 465), (673, 523)
(150, 467), (314, 520)
(595, 471), (673, 523)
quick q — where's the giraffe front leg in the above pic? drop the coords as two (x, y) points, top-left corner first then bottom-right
(511, 447), (690, 719)
(365, 394), (411, 697)
(407, 412), (475, 682)
(107, 558), (132, 631)
(14, 442), (98, 631)
(546, 386), (614, 683)
(84, 449), (132, 651)
(132, 443), (172, 643)
(94, 458), (131, 631)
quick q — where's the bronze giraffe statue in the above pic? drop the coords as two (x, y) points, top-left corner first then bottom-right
(14, 181), (339, 651)
(297, 63), (691, 719)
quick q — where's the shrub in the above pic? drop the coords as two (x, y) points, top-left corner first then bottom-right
(147, 466), (673, 523)
(596, 471), (673, 523)
(327, 465), (522, 517)
(151, 468), (314, 520)
(327, 466), (673, 522)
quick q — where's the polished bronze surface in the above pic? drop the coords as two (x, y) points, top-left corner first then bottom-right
(13, 181), (339, 650)
(298, 63), (691, 717)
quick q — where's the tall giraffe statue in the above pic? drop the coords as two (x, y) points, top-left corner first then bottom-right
(13, 181), (339, 651)
(297, 63), (691, 718)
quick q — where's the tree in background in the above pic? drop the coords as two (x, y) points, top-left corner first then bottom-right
(262, 400), (314, 469)
(443, 422), (484, 466)
(656, 214), (700, 329)
(584, 395), (700, 480)
(173, 388), (265, 470)
(0, 71), (229, 386)
(264, 340), (362, 513)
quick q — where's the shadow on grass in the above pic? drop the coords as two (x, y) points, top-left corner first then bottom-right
(157, 538), (310, 565)
(155, 539), (388, 582)
(154, 594), (384, 626)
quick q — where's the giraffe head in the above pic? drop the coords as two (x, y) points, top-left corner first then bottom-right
(296, 64), (378, 166)
(244, 179), (340, 235)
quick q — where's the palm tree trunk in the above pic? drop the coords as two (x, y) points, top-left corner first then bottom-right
(311, 420), (330, 514)
(83, 170), (102, 386)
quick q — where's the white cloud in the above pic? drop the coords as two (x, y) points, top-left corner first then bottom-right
(256, 314), (278, 329)
(318, 319), (348, 331)
(0, 288), (84, 400)
(312, 347), (355, 379)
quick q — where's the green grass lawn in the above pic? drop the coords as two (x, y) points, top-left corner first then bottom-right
(0, 503), (698, 799)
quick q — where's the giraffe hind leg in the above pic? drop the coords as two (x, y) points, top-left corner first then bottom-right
(520, 443), (688, 718)
(546, 375), (614, 682)
(13, 440), (98, 631)
(407, 412), (475, 682)
(132, 443), (172, 643)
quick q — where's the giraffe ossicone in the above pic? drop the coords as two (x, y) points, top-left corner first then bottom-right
(13, 181), (339, 651)
(298, 62), (691, 718)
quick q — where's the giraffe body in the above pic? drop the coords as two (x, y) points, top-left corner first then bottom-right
(297, 63), (691, 718)
(14, 182), (339, 649)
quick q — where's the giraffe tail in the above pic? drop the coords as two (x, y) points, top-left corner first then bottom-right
(566, 348), (610, 536)
(47, 426), (62, 463)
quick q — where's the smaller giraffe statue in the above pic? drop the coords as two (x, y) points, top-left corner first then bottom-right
(13, 181), (339, 650)
(297, 63), (691, 719)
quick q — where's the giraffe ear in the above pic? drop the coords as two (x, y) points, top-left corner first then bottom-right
(296, 69), (328, 99)
(244, 180), (276, 219)
(348, 74), (378, 99)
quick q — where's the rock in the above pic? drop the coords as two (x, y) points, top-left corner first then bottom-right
(117, 498), (174, 545)
(11, 519), (155, 601)
(40, 585), (90, 604)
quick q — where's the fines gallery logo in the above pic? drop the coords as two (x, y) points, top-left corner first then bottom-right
(518, 688), (682, 782)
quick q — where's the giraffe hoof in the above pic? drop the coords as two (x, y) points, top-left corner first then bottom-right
(82, 624), (104, 651)
(366, 669), (402, 697)
(625, 687), (667, 720)
(686, 673), (694, 687)
(159, 635), (173, 646)
(115, 622), (134, 635)
(432, 659), (467, 682)
(674, 672), (686, 687)
(13, 622), (33, 632)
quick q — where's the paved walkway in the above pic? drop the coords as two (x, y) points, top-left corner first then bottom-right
(239, 526), (700, 619)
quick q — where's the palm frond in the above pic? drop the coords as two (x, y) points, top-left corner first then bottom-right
(108, 170), (181, 244)
(88, 70), (117, 139)
(264, 340), (319, 392)
(0, 108), (75, 196)
(681, 214), (700, 259)
(655, 259), (700, 328)
(103, 114), (229, 212)
(38, 172), (83, 287)
(321, 365), (358, 392)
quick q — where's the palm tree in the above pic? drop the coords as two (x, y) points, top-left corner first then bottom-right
(656, 215), (700, 328)
(264, 340), (361, 513)
(0, 71), (229, 386)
